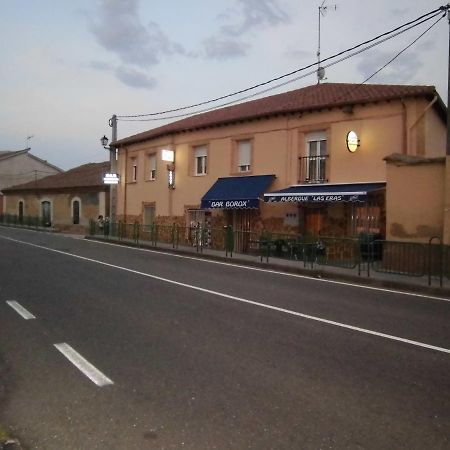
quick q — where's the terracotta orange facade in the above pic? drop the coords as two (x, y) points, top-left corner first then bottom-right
(113, 83), (446, 241)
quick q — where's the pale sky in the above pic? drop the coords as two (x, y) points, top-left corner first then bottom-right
(0, 0), (448, 170)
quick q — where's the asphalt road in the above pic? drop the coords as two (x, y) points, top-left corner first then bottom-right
(0, 227), (449, 449)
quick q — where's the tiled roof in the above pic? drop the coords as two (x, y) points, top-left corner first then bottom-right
(0, 150), (28, 161)
(3, 161), (110, 192)
(114, 82), (442, 146)
(0, 148), (63, 172)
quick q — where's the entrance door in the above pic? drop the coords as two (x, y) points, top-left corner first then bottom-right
(231, 209), (256, 252)
(18, 201), (24, 224)
(305, 208), (323, 236)
(41, 201), (51, 227)
(143, 205), (155, 226)
(72, 200), (80, 224)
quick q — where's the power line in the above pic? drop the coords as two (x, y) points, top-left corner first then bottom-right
(118, 9), (445, 123)
(116, 5), (447, 120)
(361, 14), (444, 84)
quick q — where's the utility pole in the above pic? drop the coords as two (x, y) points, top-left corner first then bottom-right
(443, 3), (450, 244)
(109, 114), (118, 223)
(447, 3), (450, 156)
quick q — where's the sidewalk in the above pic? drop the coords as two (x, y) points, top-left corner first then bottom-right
(85, 235), (450, 299)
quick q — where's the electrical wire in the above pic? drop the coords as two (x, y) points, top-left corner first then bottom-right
(117, 9), (445, 123)
(361, 14), (444, 84)
(116, 5), (447, 120)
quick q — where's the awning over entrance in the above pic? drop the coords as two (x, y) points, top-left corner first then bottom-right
(201, 175), (275, 209)
(264, 182), (386, 203)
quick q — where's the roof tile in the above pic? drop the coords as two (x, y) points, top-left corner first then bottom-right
(3, 162), (110, 192)
(115, 82), (439, 146)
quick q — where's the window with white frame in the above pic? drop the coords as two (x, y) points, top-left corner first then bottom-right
(306, 131), (327, 183)
(237, 139), (252, 172)
(194, 145), (207, 175)
(148, 154), (156, 180)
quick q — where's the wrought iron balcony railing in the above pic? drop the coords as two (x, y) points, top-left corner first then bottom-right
(299, 155), (329, 184)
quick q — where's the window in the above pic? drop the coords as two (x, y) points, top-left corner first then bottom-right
(306, 131), (327, 183)
(237, 139), (252, 172)
(194, 145), (207, 175)
(353, 203), (381, 235)
(148, 154), (156, 180)
(131, 158), (137, 182)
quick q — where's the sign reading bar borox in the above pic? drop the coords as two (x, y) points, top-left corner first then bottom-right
(208, 200), (252, 208)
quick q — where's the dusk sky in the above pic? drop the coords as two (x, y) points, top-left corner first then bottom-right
(0, 0), (448, 170)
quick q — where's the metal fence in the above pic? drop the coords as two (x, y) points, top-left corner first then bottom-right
(1, 214), (447, 286)
(86, 222), (447, 285)
(0, 214), (43, 229)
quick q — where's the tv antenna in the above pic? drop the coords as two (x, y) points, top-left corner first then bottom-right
(26, 135), (34, 149)
(317, 0), (337, 83)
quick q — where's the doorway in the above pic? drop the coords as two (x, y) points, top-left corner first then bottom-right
(304, 207), (324, 236)
(41, 201), (51, 227)
(226, 209), (257, 252)
(72, 200), (80, 224)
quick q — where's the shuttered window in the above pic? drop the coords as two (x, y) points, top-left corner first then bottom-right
(194, 145), (207, 175)
(238, 140), (251, 172)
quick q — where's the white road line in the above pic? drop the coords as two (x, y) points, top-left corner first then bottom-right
(86, 238), (450, 303)
(2, 235), (450, 355)
(54, 343), (114, 387)
(6, 300), (36, 320)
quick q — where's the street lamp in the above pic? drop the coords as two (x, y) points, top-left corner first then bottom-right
(100, 135), (109, 148)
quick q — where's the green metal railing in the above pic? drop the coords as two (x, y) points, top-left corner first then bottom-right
(85, 221), (448, 282)
(0, 214), (43, 229)
(2, 215), (447, 286)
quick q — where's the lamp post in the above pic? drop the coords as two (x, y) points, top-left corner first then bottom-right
(100, 114), (118, 223)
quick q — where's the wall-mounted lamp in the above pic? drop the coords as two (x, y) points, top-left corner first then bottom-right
(161, 149), (174, 162)
(346, 131), (360, 153)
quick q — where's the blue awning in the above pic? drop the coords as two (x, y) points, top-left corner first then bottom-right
(264, 182), (386, 203)
(201, 175), (275, 209)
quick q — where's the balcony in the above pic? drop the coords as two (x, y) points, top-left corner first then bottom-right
(299, 155), (329, 184)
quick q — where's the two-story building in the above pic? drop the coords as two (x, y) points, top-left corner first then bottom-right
(113, 82), (446, 243)
(0, 148), (62, 215)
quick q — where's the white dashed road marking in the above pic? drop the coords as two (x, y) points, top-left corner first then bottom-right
(6, 300), (36, 320)
(54, 343), (114, 387)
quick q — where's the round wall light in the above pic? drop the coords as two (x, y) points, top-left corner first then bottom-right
(346, 131), (360, 153)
